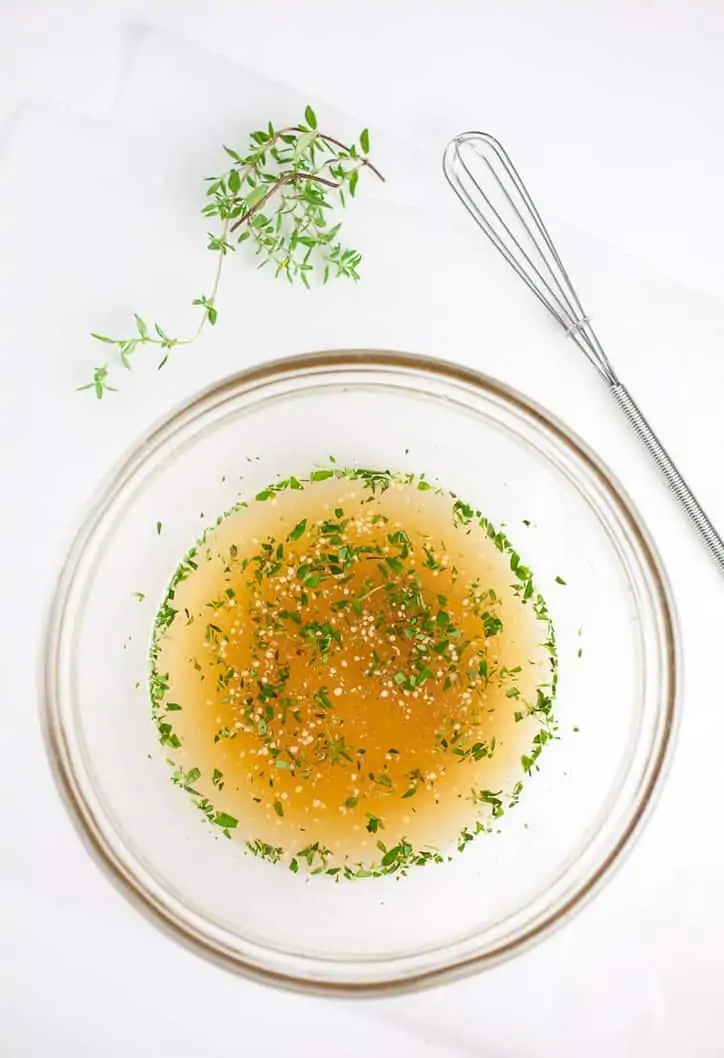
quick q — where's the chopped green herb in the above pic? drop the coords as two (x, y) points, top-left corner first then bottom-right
(288, 518), (307, 541)
(214, 812), (238, 829)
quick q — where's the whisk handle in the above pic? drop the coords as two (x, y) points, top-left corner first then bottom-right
(610, 382), (724, 574)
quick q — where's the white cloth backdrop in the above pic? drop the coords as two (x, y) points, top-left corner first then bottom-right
(1, 11), (724, 1058)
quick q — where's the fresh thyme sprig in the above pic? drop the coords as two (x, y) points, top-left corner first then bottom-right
(81, 106), (384, 397)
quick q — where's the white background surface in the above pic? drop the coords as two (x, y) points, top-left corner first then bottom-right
(1, 2), (724, 1056)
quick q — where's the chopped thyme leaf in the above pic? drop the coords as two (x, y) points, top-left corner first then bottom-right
(246, 840), (283, 863)
(370, 772), (393, 788)
(469, 788), (504, 817)
(214, 812), (238, 829)
(288, 518), (307, 541)
(314, 687), (333, 711)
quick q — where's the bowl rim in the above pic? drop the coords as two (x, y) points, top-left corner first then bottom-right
(40, 348), (679, 996)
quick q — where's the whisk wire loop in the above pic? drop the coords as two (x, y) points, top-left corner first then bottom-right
(443, 133), (617, 384)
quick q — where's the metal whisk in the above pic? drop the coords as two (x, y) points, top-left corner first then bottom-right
(443, 131), (724, 575)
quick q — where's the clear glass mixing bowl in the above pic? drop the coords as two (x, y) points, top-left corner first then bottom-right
(41, 351), (678, 994)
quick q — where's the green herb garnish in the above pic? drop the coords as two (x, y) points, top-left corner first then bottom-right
(82, 110), (383, 396)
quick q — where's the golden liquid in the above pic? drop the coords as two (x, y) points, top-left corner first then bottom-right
(153, 473), (552, 873)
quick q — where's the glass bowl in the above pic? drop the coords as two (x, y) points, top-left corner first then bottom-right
(41, 350), (678, 994)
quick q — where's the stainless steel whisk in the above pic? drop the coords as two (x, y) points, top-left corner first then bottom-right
(443, 131), (724, 575)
